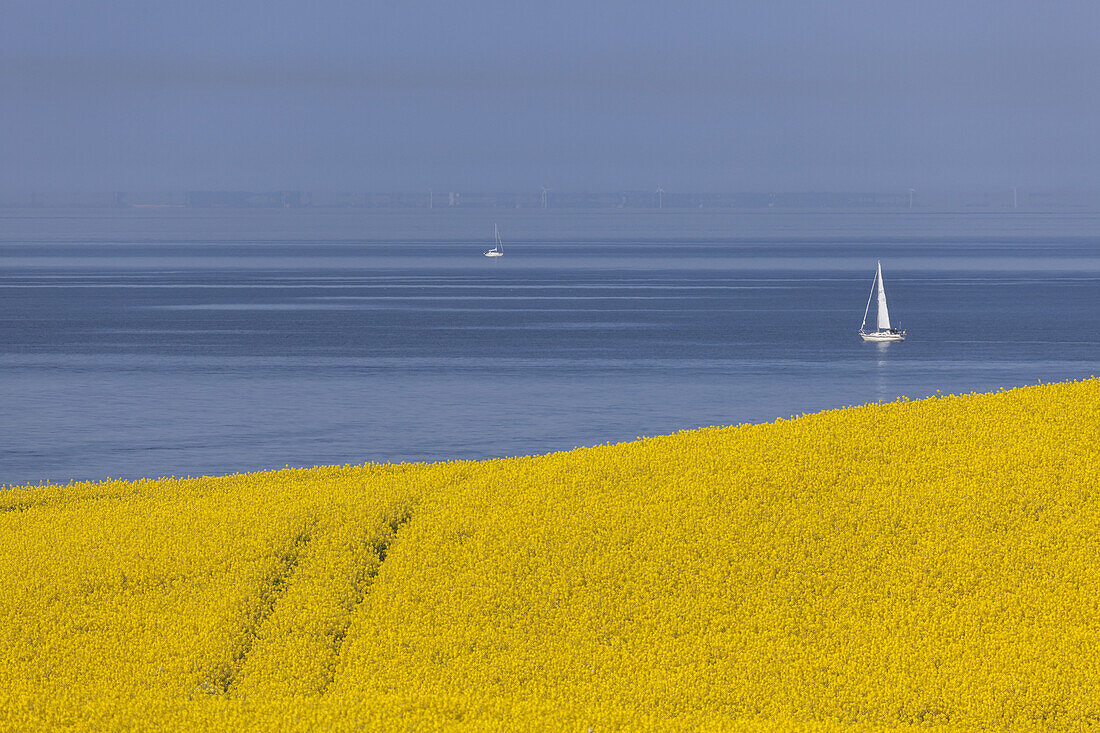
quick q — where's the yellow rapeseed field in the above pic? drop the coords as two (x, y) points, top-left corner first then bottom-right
(2, 379), (1099, 731)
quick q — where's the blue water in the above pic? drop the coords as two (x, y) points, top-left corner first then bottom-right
(2, 208), (1099, 486)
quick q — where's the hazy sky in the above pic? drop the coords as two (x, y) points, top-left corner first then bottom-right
(2, 0), (1098, 192)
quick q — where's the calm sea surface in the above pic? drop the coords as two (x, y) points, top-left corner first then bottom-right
(2, 208), (1099, 486)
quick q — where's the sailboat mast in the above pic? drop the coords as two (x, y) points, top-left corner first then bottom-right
(861, 267), (877, 333)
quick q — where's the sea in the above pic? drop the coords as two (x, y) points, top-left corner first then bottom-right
(2, 208), (1099, 487)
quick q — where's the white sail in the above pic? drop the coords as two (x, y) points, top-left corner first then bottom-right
(875, 261), (891, 331)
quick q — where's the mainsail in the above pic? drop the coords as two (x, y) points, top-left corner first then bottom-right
(875, 261), (891, 331)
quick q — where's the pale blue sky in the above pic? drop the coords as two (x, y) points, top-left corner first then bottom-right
(2, 0), (1098, 192)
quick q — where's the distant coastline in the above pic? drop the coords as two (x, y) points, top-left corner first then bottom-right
(1, 188), (1093, 211)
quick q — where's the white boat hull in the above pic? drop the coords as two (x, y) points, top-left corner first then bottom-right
(484, 250), (503, 257)
(860, 331), (905, 342)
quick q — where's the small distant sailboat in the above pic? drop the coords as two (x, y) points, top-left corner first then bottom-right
(859, 261), (906, 342)
(484, 223), (504, 257)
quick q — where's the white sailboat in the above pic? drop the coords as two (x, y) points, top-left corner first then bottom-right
(483, 223), (504, 257)
(859, 261), (906, 342)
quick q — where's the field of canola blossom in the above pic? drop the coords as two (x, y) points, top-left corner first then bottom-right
(2, 379), (1099, 731)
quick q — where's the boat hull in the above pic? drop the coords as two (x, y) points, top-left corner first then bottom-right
(860, 331), (905, 342)
(484, 251), (503, 257)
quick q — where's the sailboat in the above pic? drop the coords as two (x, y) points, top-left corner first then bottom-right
(483, 223), (504, 257)
(859, 261), (906, 342)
